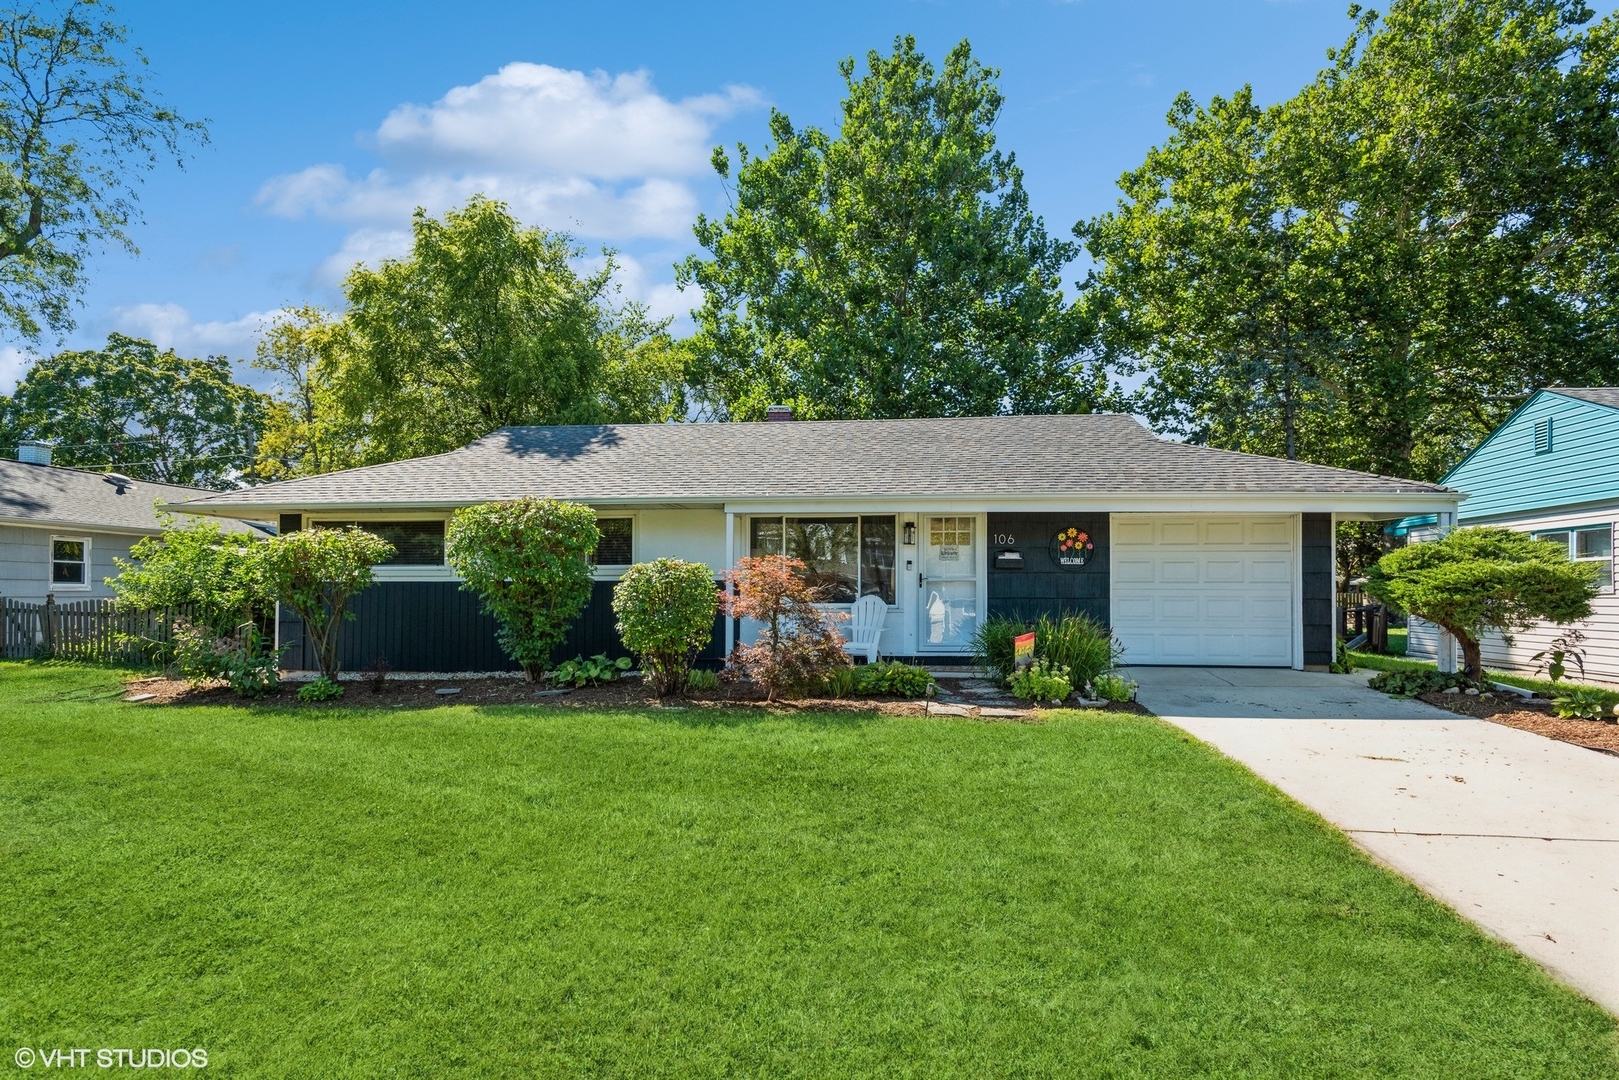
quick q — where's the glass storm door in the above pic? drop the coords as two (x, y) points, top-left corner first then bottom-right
(920, 516), (977, 650)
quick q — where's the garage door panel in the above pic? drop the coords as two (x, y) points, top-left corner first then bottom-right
(1249, 557), (1292, 583)
(1250, 520), (1292, 545)
(1113, 557), (1156, 584)
(1160, 522), (1199, 545)
(1111, 514), (1296, 667)
(1159, 559), (1199, 582)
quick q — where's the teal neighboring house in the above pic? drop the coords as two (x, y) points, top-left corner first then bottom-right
(1404, 387), (1619, 680)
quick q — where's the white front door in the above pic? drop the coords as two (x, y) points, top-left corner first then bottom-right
(919, 515), (978, 651)
(1110, 514), (1295, 666)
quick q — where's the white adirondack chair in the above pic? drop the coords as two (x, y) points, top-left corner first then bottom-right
(841, 594), (888, 664)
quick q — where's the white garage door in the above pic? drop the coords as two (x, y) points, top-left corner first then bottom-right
(1111, 514), (1295, 666)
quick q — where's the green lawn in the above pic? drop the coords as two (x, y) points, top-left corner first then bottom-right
(2, 663), (1614, 1077)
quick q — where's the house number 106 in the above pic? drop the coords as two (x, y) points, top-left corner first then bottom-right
(993, 533), (1015, 545)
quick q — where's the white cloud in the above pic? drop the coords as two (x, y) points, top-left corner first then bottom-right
(0, 345), (33, 394)
(109, 302), (283, 357)
(374, 64), (758, 179)
(255, 62), (760, 262)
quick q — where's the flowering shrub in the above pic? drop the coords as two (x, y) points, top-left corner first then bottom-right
(445, 499), (599, 681)
(171, 617), (279, 697)
(1090, 672), (1136, 704)
(613, 558), (719, 695)
(725, 556), (849, 700)
(1009, 658), (1072, 703)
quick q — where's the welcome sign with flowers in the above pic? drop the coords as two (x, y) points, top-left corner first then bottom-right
(1048, 526), (1094, 570)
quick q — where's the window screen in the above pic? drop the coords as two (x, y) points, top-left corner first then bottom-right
(1535, 525), (1613, 588)
(594, 518), (634, 566)
(310, 520), (446, 565)
(51, 538), (87, 584)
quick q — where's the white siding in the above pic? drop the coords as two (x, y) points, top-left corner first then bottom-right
(633, 508), (728, 574)
(0, 524), (144, 604)
(1404, 504), (1619, 682)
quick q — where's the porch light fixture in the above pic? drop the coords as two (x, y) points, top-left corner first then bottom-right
(903, 521), (917, 546)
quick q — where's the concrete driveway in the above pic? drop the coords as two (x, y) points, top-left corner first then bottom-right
(1132, 666), (1619, 1016)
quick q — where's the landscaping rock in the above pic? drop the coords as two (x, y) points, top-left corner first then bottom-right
(1443, 686), (1461, 694)
(435, 687), (462, 696)
(122, 693), (156, 703)
(533, 688), (570, 697)
(927, 702), (977, 717)
(1465, 687), (1481, 696)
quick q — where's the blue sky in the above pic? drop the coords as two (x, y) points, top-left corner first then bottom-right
(4, 0), (1586, 390)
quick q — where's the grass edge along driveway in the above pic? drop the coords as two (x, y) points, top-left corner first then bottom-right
(2, 662), (1615, 1078)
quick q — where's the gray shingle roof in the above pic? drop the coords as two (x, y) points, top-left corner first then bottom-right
(1548, 387), (1619, 410)
(0, 459), (267, 534)
(169, 414), (1452, 512)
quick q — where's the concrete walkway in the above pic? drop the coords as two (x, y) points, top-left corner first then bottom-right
(1132, 666), (1619, 1016)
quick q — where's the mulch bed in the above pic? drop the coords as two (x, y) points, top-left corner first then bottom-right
(1417, 689), (1619, 754)
(119, 674), (1146, 721)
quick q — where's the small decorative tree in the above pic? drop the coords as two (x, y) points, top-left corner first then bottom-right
(445, 498), (599, 682)
(259, 526), (394, 683)
(725, 555), (850, 701)
(1366, 527), (1598, 681)
(613, 558), (719, 696)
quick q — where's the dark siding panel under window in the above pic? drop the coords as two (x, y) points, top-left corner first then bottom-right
(279, 579), (728, 672)
(986, 513), (1109, 626)
(1302, 513), (1333, 667)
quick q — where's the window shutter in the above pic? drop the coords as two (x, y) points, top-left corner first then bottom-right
(1533, 417), (1553, 454)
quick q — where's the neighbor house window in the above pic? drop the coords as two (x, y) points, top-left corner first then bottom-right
(748, 515), (896, 604)
(51, 537), (89, 587)
(310, 520), (446, 565)
(1534, 525), (1612, 588)
(592, 518), (634, 568)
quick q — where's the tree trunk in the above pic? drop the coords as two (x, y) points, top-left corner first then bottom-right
(523, 661), (544, 683)
(1453, 629), (1483, 682)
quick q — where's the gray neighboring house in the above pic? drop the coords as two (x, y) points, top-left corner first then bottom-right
(1, 445), (267, 605)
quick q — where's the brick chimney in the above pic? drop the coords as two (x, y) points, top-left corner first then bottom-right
(765, 405), (794, 422)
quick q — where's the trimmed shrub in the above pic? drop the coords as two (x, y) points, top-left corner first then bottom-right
(725, 555), (850, 700)
(445, 498), (599, 682)
(614, 558), (719, 696)
(856, 661), (935, 698)
(260, 526), (394, 683)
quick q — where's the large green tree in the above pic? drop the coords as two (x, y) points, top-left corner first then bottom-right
(1, 333), (265, 487)
(322, 195), (683, 466)
(1081, 0), (1619, 481)
(0, 0), (205, 338)
(679, 36), (1101, 420)
(292, 196), (683, 467)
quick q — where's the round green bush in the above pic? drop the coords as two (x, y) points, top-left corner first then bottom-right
(613, 558), (719, 696)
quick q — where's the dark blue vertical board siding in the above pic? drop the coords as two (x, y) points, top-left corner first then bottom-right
(986, 513), (1110, 626)
(279, 579), (728, 672)
(1302, 513), (1334, 667)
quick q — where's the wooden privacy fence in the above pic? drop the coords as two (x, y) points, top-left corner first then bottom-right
(0, 596), (189, 663)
